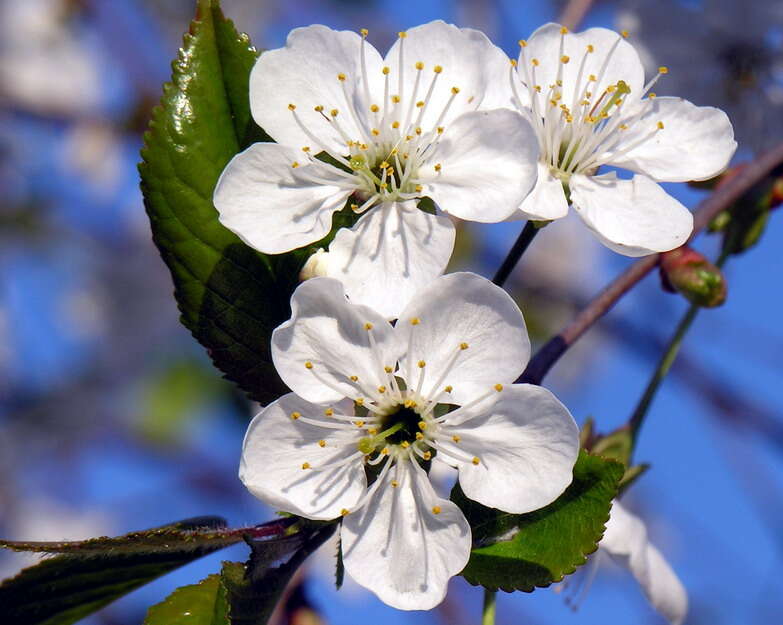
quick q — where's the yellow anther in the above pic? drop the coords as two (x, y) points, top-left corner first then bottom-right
(444, 385), (453, 393)
(291, 161), (299, 168)
(305, 361), (313, 369)
(410, 317), (421, 325)
(452, 434), (461, 443)
(288, 103), (296, 110)
(391, 95), (400, 103)
(451, 86), (460, 94)
(434, 65), (443, 73)
(560, 26), (569, 34)
(371, 128), (380, 136)
(510, 58), (518, 67)
(355, 397), (364, 406)
(392, 121), (400, 129)
(359, 143), (368, 150)
(472, 457), (480, 465)
(360, 28), (369, 37)
(415, 184), (423, 192)
(621, 30), (629, 38)
(418, 421), (427, 430)
(290, 412), (301, 420)
(337, 73), (346, 81)
(658, 66), (668, 74)
(382, 66), (390, 75)
(302, 462), (311, 469)
(350, 203), (359, 211)
(494, 383), (504, 392)
(417, 360), (426, 368)
(379, 182), (388, 189)
(383, 366), (393, 374)
(324, 408), (334, 416)
(314, 105), (324, 112)
(649, 92), (657, 99)
(364, 322), (374, 330)
(302, 146), (310, 152)
(589, 74), (597, 82)
(391, 480), (399, 487)
(404, 399), (414, 408)
(423, 451), (432, 461)
(350, 375), (359, 382)
(432, 505), (441, 515)
(415, 61), (424, 70)
(437, 126), (444, 134)
(607, 84), (617, 93)
(330, 109), (339, 117)
(561, 55), (570, 64)
(657, 121), (665, 130)
(532, 58), (540, 66)
(318, 439), (326, 448)
(434, 163), (442, 172)
(390, 148), (399, 155)
(586, 44), (594, 53)
(382, 447), (389, 455)
(566, 115), (574, 123)
(368, 428), (377, 435)
(619, 123), (628, 130)
(535, 85), (542, 92)
(405, 135), (413, 141)
(416, 100), (425, 108)
(341, 508), (350, 516)
(398, 31), (407, 38)
(378, 385), (387, 393)
(355, 420), (365, 428)
(415, 127), (422, 135)
(416, 432), (424, 440)
(380, 161), (390, 169)
(518, 39), (527, 47)
(401, 441), (410, 449)
(459, 342), (469, 350)
(370, 104), (379, 112)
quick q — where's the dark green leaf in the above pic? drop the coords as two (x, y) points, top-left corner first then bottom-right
(144, 574), (229, 625)
(453, 451), (623, 592)
(139, 0), (291, 404)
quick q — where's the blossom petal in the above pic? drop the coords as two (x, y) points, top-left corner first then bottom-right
(570, 173), (693, 256)
(323, 201), (455, 320)
(438, 384), (578, 513)
(520, 23), (645, 115)
(271, 278), (401, 403)
(417, 109), (540, 222)
(239, 393), (366, 520)
(341, 459), (471, 610)
(214, 143), (351, 254)
(506, 162), (570, 221)
(605, 96), (736, 182)
(384, 21), (513, 130)
(602, 502), (687, 625)
(249, 25), (384, 154)
(396, 272), (530, 405)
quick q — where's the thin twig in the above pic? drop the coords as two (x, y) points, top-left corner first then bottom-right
(558, 0), (596, 31)
(520, 140), (783, 385)
(492, 221), (540, 286)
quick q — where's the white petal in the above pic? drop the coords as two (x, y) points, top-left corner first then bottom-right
(438, 384), (578, 513)
(384, 21), (513, 130)
(521, 23), (645, 115)
(417, 109), (540, 223)
(602, 502), (687, 625)
(239, 393), (366, 520)
(605, 96), (737, 182)
(507, 162), (570, 221)
(395, 272), (530, 405)
(341, 459), (471, 610)
(570, 173), (693, 256)
(324, 202), (455, 320)
(249, 25), (384, 154)
(213, 143), (350, 254)
(271, 277), (401, 403)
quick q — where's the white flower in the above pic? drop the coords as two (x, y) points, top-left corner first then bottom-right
(601, 501), (688, 624)
(505, 23), (737, 256)
(214, 22), (539, 319)
(240, 272), (579, 610)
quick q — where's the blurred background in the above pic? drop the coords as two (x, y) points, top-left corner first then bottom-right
(1, 0), (781, 623)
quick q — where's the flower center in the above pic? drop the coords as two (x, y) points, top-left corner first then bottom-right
(380, 404), (424, 445)
(511, 26), (668, 182)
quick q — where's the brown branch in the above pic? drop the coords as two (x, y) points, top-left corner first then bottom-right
(558, 0), (596, 31)
(520, 140), (783, 385)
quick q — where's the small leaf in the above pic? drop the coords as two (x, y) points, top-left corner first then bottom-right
(0, 517), (293, 625)
(144, 574), (229, 625)
(453, 451), (623, 592)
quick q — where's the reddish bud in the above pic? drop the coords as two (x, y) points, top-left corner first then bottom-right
(660, 246), (727, 308)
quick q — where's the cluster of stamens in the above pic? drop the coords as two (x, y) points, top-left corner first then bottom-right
(287, 30), (461, 215)
(511, 26), (669, 182)
(290, 317), (506, 517)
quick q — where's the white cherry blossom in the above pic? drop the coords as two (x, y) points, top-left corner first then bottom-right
(214, 22), (539, 319)
(504, 23), (737, 256)
(240, 272), (579, 610)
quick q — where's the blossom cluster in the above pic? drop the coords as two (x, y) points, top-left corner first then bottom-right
(219, 19), (734, 620)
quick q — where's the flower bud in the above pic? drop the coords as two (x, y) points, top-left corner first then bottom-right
(299, 248), (330, 281)
(659, 246), (727, 308)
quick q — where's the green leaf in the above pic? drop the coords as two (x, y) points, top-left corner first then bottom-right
(0, 517), (293, 625)
(453, 451), (623, 592)
(144, 574), (229, 625)
(139, 0), (292, 404)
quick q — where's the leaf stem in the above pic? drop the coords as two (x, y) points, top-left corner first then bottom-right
(493, 221), (540, 287)
(482, 589), (497, 625)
